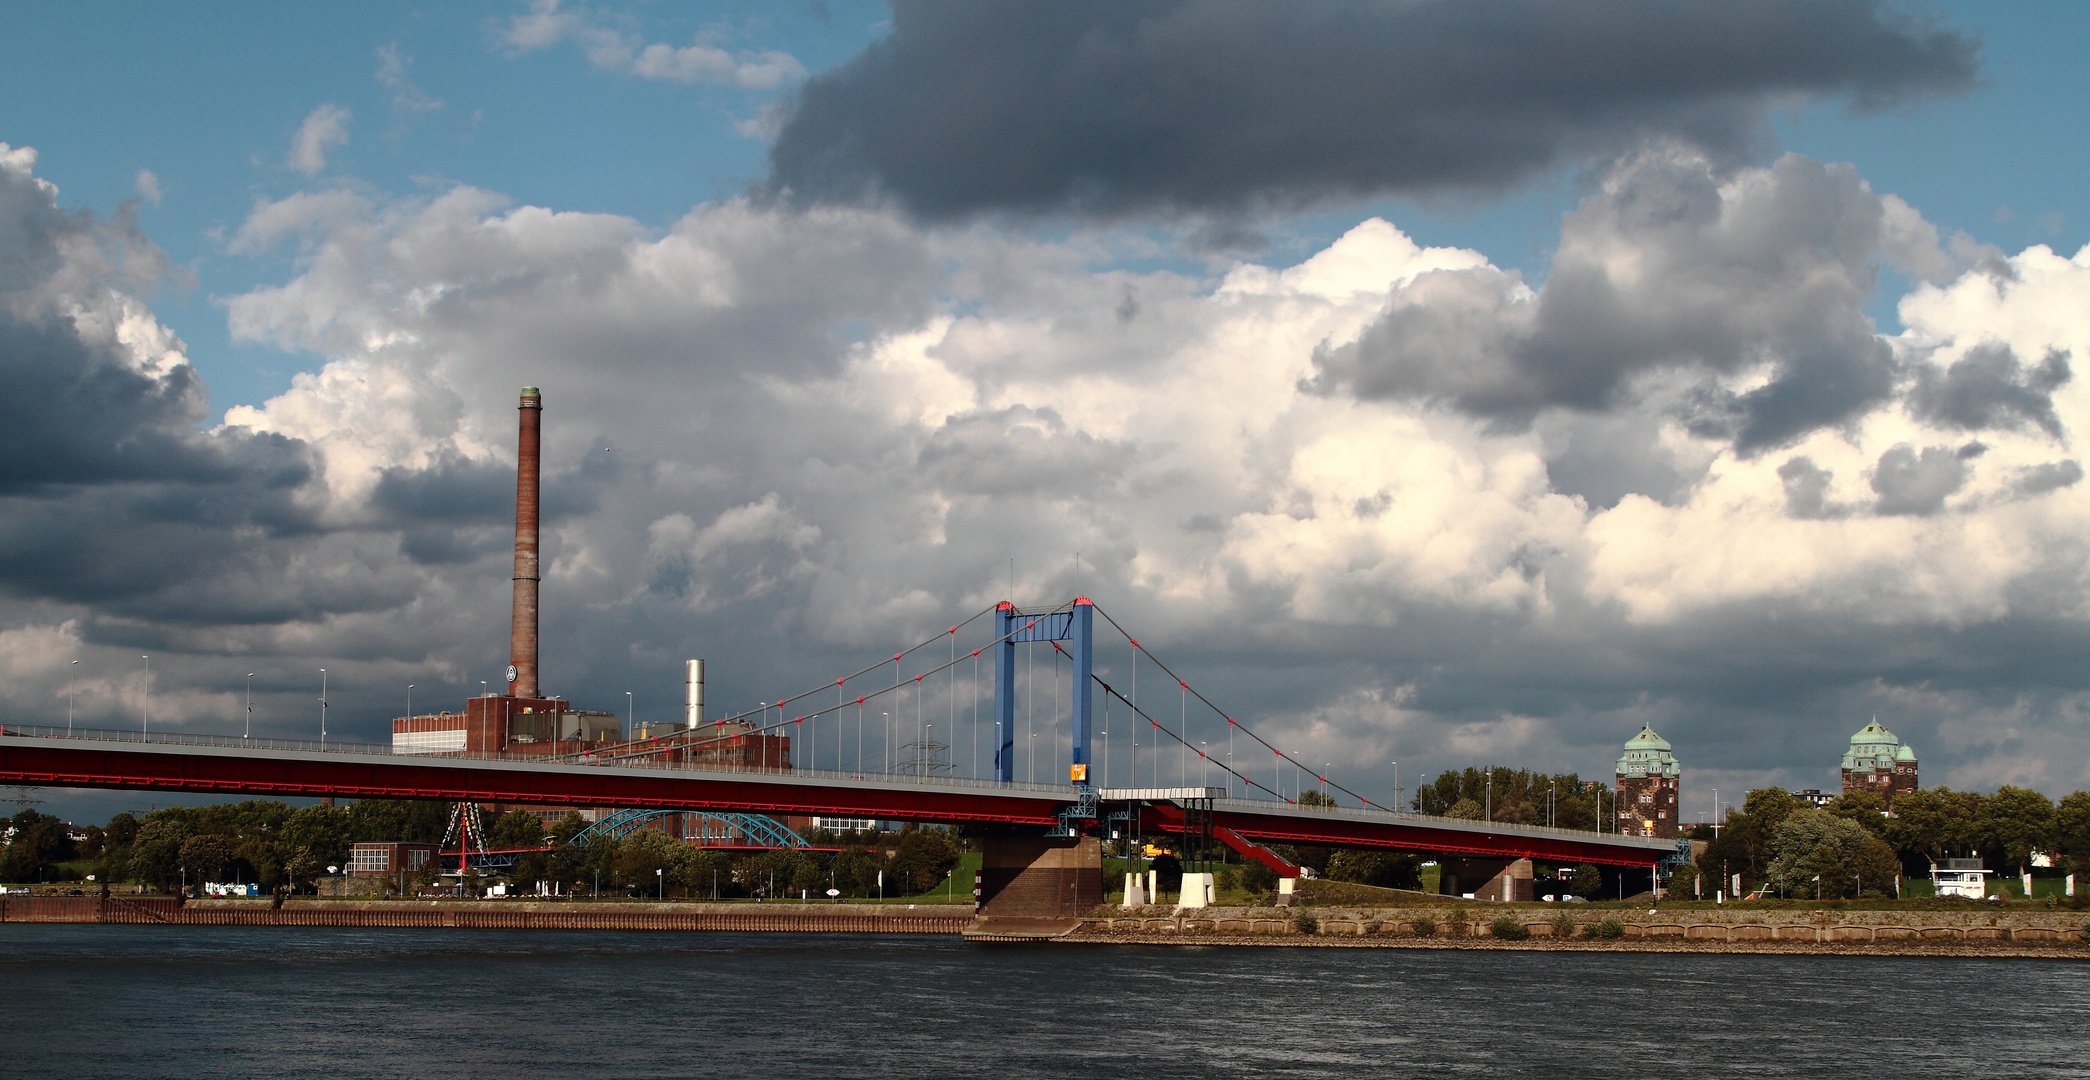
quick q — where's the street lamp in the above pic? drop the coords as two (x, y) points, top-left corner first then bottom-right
(245, 674), (255, 740)
(657, 866), (664, 902)
(327, 864), (339, 898)
(68, 660), (78, 736)
(141, 655), (150, 734)
(1391, 761), (1399, 814)
(319, 669), (328, 749)
(626, 691), (634, 733)
(407, 684), (414, 724)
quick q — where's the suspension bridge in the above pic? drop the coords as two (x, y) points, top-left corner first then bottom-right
(0, 596), (1678, 918)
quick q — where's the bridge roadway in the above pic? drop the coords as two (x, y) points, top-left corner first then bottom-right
(0, 726), (1676, 868)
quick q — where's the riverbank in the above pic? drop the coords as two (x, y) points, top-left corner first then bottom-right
(1064, 902), (2090, 958)
(0, 895), (972, 933)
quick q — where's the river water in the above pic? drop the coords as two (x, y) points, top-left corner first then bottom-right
(2, 925), (2084, 1077)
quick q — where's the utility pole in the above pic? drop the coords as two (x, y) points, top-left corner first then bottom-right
(245, 674), (255, 740)
(319, 668), (327, 749)
(141, 655), (150, 734)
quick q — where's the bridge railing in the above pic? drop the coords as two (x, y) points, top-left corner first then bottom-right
(1205, 795), (1676, 848)
(0, 723), (1077, 798)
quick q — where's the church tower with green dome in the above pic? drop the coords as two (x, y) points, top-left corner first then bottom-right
(1841, 718), (1918, 809)
(1614, 725), (1681, 839)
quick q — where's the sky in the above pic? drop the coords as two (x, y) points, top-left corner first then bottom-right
(3, 0), (2089, 824)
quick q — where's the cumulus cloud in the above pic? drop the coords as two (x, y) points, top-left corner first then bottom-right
(500, 1), (806, 89)
(1309, 150), (1954, 455)
(133, 169), (161, 206)
(1908, 342), (2071, 439)
(14, 135), (2090, 797)
(766, 0), (1978, 221)
(288, 104), (350, 176)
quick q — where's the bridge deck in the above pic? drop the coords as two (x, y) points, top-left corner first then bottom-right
(0, 726), (1676, 866)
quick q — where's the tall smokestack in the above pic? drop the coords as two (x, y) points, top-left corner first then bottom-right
(509, 386), (542, 699)
(685, 659), (705, 729)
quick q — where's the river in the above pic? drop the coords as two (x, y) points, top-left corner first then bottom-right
(3, 925), (2083, 1077)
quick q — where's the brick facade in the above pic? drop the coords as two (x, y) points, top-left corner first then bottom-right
(1840, 718), (1917, 811)
(1615, 725), (1681, 839)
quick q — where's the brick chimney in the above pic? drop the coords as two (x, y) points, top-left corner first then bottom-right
(509, 387), (541, 698)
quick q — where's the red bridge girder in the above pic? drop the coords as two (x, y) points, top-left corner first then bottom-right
(0, 736), (1676, 867)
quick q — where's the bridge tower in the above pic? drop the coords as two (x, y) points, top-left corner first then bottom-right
(991, 599), (1093, 785)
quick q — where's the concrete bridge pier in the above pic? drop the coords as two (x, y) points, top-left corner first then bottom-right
(965, 835), (1102, 939)
(1440, 857), (1534, 901)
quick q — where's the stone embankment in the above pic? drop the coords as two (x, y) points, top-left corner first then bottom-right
(0, 896), (972, 934)
(1076, 904), (2090, 956)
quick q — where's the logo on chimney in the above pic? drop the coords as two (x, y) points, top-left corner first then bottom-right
(506, 665), (518, 684)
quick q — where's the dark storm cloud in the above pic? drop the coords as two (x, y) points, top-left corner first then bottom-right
(0, 154), (328, 618)
(1309, 152), (1909, 454)
(2014, 459), (2083, 497)
(1870, 443), (1976, 516)
(1778, 457), (1836, 520)
(1909, 343), (2071, 439)
(766, 0), (1977, 220)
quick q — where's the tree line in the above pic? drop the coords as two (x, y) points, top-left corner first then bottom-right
(0, 799), (964, 900)
(1695, 785), (2090, 900)
(1413, 766), (1606, 830)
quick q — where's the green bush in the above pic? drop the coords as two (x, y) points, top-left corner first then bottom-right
(1446, 907), (1473, 936)
(1489, 915), (1531, 941)
(1550, 910), (1577, 938)
(1238, 861), (1279, 894)
(1292, 912), (1319, 934)
(1409, 912), (1439, 937)
(1589, 915), (1625, 940)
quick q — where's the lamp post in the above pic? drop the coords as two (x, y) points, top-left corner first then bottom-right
(657, 866), (664, 902)
(407, 684), (414, 724)
(68, 660), (78, 736)
(245, 674), (254, 740)
(1391, 761), (1399, 814)
(141, 655), (150, 734)
(626, 691), (634, 734)
(319, 669), (327, 749)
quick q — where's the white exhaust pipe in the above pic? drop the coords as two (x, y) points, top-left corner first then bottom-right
(685, 659), (705, 729)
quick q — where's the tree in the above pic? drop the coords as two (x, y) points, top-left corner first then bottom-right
(282, 848), (321, 894)
(1297, 790), (1336, 810)
(179, 835), (234, 885)
(0, 810), (73, 883)
(348, 799), (448, 845)
(1666, 862), (1699, 898)
(2054, 791), (2090, 873)
(1324, 850), (1422, 890)
(281, 806), (351, 868)
(1882, 786), (1981, 862)
(1765, 809), (1899, 899)
(1445, 798), (1484, 821)
(1979, 786), (2054, 875)
(889, 830), (959, 895)
(550, 811), (590, 846)
(1237, 860), (1279, 894)
(490, 810), (547, 850)
(128, 817), (189, 892)
(1569, 863), (1602, 898)
(1824, 790), (1887, 836)
(614, 829), (675, 890)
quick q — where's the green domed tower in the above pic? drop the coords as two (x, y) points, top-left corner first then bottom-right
(1840, 717), (1918, 809)
(1614, 725), (1681, 839)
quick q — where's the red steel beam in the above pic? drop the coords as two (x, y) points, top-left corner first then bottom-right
(1148, 801), (1673, 869)
(0, 739), (1677, 866)
(0, 740), (1066, 826)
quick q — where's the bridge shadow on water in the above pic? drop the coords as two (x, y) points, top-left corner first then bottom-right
(2, 924), (2083, 1078)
